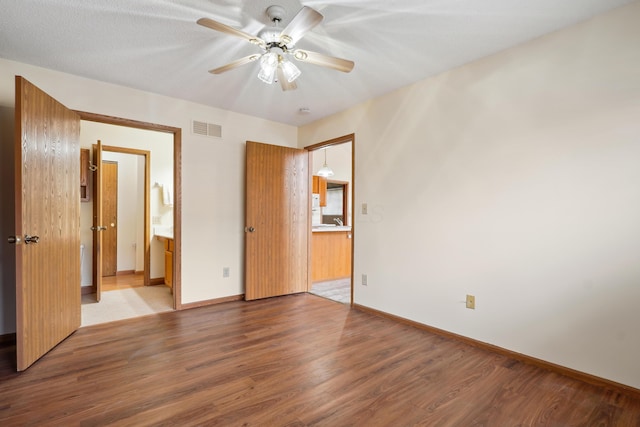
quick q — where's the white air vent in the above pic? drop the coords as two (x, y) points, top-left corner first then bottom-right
(192, 120), (222, 138)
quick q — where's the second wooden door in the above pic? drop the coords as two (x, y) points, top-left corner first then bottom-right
(101, 160), (118, 276)
(245, 141), (309, 300)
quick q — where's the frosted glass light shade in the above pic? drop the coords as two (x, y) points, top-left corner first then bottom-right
(317, 148), (334, 177)
(280, 59), (301, 82)
(258, 52), (278, 84)
(317, 164), (334, 177)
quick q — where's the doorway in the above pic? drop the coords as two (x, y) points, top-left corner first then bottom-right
(305, 135), (355, 305)
(77, 113), (182, 325)
(96, 148), (149, 294)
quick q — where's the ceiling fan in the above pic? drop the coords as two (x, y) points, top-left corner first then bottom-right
(197, 5), (355, 91)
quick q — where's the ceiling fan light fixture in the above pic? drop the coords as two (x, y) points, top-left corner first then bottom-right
(198, 5), (354, 91)
(280, 59), (301, 82)
(257, 65), (277, 84)
(260, 51), (278, 69)
(258, 51), (278, 84)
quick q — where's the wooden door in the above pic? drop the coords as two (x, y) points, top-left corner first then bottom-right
(92, 140), (104, 302)
(101, 161), (118, 276)
(14, 76), (81, 371)
(245, 141), (309, 300)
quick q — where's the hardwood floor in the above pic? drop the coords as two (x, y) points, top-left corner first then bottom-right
(102, 273), (144, 292)
(1, 293), (639, 426)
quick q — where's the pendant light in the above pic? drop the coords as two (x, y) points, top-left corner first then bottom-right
(317, 148), (334, 177)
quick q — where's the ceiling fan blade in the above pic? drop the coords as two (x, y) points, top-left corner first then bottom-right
(280, 6), (323, 45)
(197, 18), (264, 47)
(277, 67), (297, 91)
(292, 49), (355, 73)
(209, 54), (261, 74)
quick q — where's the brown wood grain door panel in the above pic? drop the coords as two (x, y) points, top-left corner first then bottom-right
(14, 76), (81, 371)
(92, 140), (103, 302)
(101, 160), (118, 276)
(245, 141), (309, 300)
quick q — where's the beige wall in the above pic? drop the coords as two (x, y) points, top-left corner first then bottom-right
(0, 57), (298, 317)
(299, 2), (640, 388)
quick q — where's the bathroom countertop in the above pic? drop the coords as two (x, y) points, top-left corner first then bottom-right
(154, 227), (174, 240)
(312, 225), (352, 232)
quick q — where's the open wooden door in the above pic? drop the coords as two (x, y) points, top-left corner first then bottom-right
(245, 141), (309, 300)
(13, 76), (81, 371)
(92, 140), (104, 302)
(101, 160), (118, 277)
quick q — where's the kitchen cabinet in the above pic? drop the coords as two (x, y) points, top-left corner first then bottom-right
(80, 148), (90, 201)
(312, 229), (352, 282)
(312, 175), (327, 207)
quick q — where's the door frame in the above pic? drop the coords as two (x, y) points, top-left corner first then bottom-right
(77, 111), (182, 310)
(304, 133), (355, 306)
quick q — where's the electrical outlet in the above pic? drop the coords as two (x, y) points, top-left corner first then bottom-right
(362, 274), (368, 286)
(152, 216), (162, 225)
(466, 295), (476, 309)
(223, 267), (230, 278)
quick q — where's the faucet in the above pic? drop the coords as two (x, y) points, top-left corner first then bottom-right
(333, 218), (343, 226)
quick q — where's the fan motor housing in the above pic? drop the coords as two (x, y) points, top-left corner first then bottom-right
(266, 5), (286, 24)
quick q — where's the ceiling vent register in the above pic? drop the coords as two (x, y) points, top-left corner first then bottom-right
(192, 120), (222, 138)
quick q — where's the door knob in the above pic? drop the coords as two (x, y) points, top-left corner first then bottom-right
(91, 226), (107, 231)
(7, 236), (21, 244)
(245, 226), (255, 233)
(24, 235), (40, 244)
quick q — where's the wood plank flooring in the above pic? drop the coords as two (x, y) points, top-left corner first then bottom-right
(1, 293), (639, 426)
(102, 273), (144, 292)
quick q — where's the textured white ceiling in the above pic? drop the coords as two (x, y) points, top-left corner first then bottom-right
(0, 0), (633, 126)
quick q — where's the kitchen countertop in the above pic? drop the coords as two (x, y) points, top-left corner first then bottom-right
(312, 225), (352, 232)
